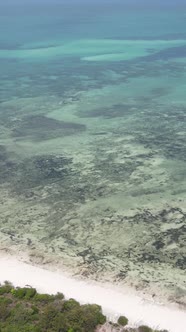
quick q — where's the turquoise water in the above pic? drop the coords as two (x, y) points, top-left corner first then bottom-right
(0, 1), (186, 304)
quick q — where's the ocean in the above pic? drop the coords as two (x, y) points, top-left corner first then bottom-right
(0, 0), (185, 305)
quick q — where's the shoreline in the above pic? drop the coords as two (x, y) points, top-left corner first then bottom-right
(0, 254), (186, 332)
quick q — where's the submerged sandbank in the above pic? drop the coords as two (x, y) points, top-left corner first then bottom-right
(0, 255), (185, 332)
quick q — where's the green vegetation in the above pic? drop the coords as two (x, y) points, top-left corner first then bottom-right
(138, 326), (153, 332)
(0, 283), (169, 332)
(0, 282), (106, 332)
(117, 315), (128, 326)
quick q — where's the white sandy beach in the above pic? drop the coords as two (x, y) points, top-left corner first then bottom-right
(0, 256), (186, 332)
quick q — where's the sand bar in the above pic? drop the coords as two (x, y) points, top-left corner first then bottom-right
(0, 255), (185, 332)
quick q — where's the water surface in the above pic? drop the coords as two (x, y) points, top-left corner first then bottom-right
(0, 1), (186, 305)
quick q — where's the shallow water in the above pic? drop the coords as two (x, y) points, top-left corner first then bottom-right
(0, 1), (186, 305)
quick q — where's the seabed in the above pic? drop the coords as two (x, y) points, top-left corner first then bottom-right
(0, 4), (186, 308)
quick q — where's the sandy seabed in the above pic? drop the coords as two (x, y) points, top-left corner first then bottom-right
(0, 255), (186, 332)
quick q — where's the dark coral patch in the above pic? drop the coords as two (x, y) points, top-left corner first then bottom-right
(11, 115), (86, 141)
(17, 154), (73, 189)
(77, 104), (135, 119)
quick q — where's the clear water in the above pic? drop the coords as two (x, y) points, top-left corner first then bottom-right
(0, 1), (186, 304)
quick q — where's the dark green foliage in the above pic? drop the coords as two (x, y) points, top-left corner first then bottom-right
(31, 305), (39, 314)
(81, 304), (106, 327)
(0, 298), (11, 321)
(117, 315), (128, 326)
(10, 287), (36, 300)
(0, 285), (106, 332)
(0, 283), (12, 295)
(34, 293), (55, 303)
(63, 298), (80, 311)
(0, 324), (41, 332)
(25, 288), (37, 299)
(0, 297), (12, 305)
(54, 292), (64, 300)
(11, 287), (31, 299)
(9, 303), (35, 324)
(138, 326), (153, 332)
(0, 284), (169, 332)
(40, 304), (59, 330)
(52, 302), (106, 332)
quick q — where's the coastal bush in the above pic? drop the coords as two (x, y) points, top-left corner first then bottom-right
(34, 293), (55, 303)
(0, 285), (169, 332)
(11, 287), (36, 299)
(0, 297), (12, 305)
(138, 325), (153, 332)
(63, 298), (80, 311)
(25, 287), (37, 299)
(0, 324), (41, 332)
(0, 283), (12, 295)
(0, 300), (11, 321)
(31, 305), (39, 314)
(40, 304), (59, 330)
(11, 287), (28, 299)
(54, 292), (64, 300)
(117, 315), (128, 326)
(9, 303), (35, 324)
(81, 304), (106, 326)
(52, 303), (106, 332)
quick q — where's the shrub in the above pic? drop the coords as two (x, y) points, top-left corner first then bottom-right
(0, 283), (12, 295)
(80, 304), (106, 330)
(0, 297), (12, 305)
(0, 302), (11, 321)
(54, 292), (64, 300)
(117, 315), (128, 326)
(34, 293), (55, 303)
(11, 287), (27, 299)
(40, 304), (59, 330)
(9, 303), (35, 324)
(0, 324), (41, 332)
(25, 288), (37, 299)
(138, 325), (153, 332)
(53, 312), (69, 332)
(63, 299), (80, 311)
(11, 287), (36, 299)
(31, 305), (39, 314)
